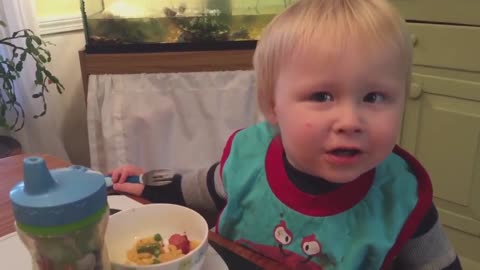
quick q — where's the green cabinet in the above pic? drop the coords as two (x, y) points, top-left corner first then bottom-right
(391, 0), (480, 26)
(399, 21), (480, 270)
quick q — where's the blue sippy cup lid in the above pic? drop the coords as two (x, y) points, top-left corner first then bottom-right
(9, 156), (107, 230)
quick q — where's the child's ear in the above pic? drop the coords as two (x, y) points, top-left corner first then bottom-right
(264, 102), (278, 125)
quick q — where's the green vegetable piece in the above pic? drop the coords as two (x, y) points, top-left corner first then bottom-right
(153, 258), (160, 264)
(137, 243), (159, 254)
(154, 233), (162, 242)
(153, 248), (161, 257)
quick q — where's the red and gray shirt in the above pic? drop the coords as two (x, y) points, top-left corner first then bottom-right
(141, 124), (461, 270)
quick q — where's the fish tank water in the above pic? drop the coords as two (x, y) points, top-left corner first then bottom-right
(80, 0), (294, 53)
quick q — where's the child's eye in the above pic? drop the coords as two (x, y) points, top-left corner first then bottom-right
(363, 92), (385, 103)
(310, 92), (333, 102)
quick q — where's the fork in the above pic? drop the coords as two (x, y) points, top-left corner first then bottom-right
(105, 169), (177, 187)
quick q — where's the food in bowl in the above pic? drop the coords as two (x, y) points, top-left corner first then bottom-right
(126, 233), (200, 265)
(106, 203), (209, 270)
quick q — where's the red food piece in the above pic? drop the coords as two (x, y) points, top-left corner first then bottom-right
(168, 234), (190, 254)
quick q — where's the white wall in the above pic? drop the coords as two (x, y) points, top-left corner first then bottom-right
(37, 0), (79, 17)
(36, 1), (89, 165)
(41, 29), (90, 166)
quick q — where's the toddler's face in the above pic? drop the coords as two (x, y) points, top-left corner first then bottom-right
(269, 40), (408, 183)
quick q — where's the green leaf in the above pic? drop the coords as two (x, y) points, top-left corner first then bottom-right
(12, 30), (20, 38)
(32, 35), (42, 45)
(38, 55), (46, 63)
(6, 60), (15, 69)
(26, 37), (37, 53)
(15, 62), (23, 72)
(26, 38), (34, 50)
(49, 76), (59, 84)
(35, 68), (43, 85)
(56, 83), (65, 93)
(29, 47), (40, 56)
(20, 51), (27, 61)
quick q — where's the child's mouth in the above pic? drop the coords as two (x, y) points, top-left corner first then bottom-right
(327, 148), (362, 165)
(329, 148), (361, 156)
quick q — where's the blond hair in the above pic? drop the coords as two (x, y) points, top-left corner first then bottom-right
(253, 0), (413, 118)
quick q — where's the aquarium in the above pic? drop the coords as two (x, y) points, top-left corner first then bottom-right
(80, 0), (294, 53)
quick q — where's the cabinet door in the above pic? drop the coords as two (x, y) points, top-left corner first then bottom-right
(407, 23), (480, 73)
(400, 73), (480, 267)
(390, 0), (480, 26)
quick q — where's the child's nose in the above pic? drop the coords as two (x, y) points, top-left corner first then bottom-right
(333, 106), (363, 134)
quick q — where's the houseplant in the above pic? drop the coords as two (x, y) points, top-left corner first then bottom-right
(0, 20), (64, 157)
(0, 19), (64, 132)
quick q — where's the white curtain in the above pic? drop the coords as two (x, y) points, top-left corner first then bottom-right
(87, 71), (261, 173)
(0, 0), (68, 160)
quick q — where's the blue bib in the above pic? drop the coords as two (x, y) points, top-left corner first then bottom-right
(217, 122), (430, 270)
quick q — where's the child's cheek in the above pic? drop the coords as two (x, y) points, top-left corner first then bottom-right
(300, 123), (314, 138)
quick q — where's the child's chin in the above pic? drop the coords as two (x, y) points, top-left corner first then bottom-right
(328, 177), (358, 184)
(321, 172), (362, 184)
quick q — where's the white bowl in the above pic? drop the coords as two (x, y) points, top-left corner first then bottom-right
(105, 203), (209, 270)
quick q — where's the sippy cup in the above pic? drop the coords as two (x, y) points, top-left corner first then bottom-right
(9, 156), (111, 270)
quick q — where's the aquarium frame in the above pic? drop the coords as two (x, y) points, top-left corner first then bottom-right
(79, 48), (255, 103)
(85, 40), (257, 54)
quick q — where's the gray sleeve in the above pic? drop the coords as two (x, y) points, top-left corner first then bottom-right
(178, 163), (226, 215)
(396, 220), (460, 269)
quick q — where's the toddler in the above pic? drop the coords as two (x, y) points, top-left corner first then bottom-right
(110, 0), (461, 269)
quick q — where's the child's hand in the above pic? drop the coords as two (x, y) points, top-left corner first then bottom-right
(108, 165), (145, 196)
(112, 182), (144, 196)
(108, 164), (144, 183)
